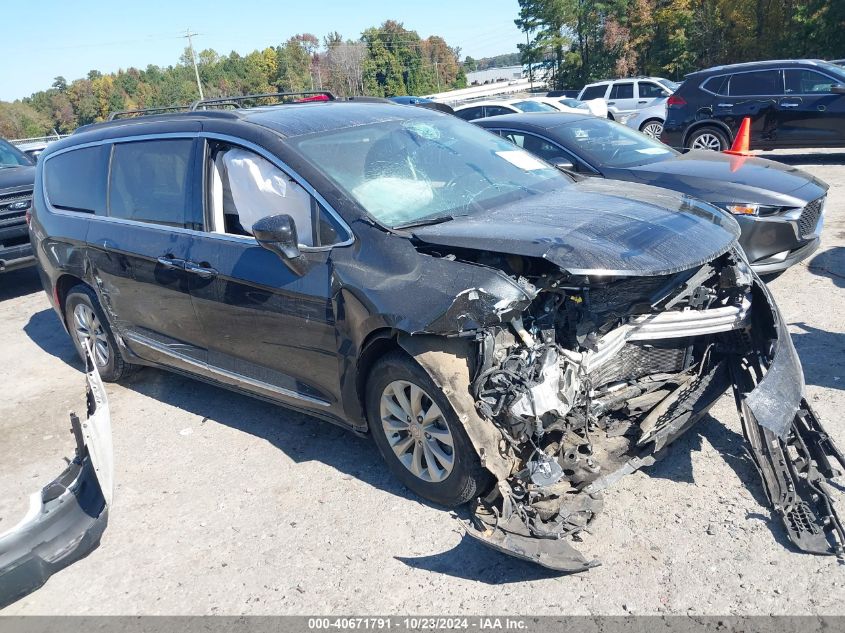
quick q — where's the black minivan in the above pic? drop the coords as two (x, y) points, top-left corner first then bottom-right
(28, 97), (845, 569)
(661, 59), (845, 151)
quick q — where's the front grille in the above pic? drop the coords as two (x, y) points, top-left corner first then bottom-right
(0, 189), (32, 230)
(0, 189), (33, 209)
(589, 341), (689, 387)
(798, 197), (824, 239)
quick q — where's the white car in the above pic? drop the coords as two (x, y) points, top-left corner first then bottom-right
(577, 77), (677, 120)
(618, 98), (668, 139)
(453, 98), (559, 121)
(529, 96), (608, 118)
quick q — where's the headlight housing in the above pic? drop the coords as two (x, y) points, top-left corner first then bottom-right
(720, 203), (788, 217)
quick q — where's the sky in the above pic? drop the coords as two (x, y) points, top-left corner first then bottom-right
(0, 0), (524, 101)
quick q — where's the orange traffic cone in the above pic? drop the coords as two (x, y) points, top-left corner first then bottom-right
(724, 117), (751, 155)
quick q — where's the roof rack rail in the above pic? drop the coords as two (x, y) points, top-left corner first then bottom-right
(108, 105), (190, 121)
(189, 91), (336, 110)
(106, 91), (339, 122)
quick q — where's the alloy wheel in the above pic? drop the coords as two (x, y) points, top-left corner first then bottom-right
(379, 380), (455, 483)
(73, 303), (110, 367)
(641, 121), (664, 139)
(690, 132), (722, 151)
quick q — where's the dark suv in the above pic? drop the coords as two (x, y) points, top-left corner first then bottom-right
(29, 97), (845, 569)
(661, 59), (845, 151)
(0, 137), (35, 272)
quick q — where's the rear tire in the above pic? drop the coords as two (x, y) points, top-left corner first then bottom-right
(64, 284), (135, 382)
(365, 351), (491, 507)
(640, 119), (664, 139)
(686, 126), (729, 151)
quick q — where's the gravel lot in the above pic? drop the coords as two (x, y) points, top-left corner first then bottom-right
(2, 148), (844, 615)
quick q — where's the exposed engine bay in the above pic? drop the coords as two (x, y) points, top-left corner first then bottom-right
(413, 247), (845, 570)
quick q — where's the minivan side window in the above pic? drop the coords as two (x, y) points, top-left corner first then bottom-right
(108, 139), (200, 230)
(581, 85), (608, 100)
(208, 143), (347, 247)
(45, 145), (109, 214)
(728, 70), (783, 96)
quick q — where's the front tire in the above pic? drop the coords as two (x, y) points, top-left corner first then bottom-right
(64, 284), (135, 382)
(366, 351), (490, 507)
(686, 126), (729, 151)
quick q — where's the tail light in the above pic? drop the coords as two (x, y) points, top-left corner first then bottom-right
(667, 94), (687, 107)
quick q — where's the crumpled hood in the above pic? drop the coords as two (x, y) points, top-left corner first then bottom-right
(609, 151), (828, 207)
(412, 178), (741, 276)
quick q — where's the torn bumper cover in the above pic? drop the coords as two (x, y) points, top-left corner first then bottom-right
(0, 349), (112, 608)
(463, 274), (845, 570)
(732, 282), (845, 555)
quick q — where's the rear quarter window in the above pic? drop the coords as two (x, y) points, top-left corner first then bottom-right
(455, 106), (484, 121)
(580, 85), (608, 100)
(701, 75), (729, 95)
(44, 145), (109, 214)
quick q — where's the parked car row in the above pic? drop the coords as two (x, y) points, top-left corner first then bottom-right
(11, 94), (841, 590)
(661, 59), (845, 151)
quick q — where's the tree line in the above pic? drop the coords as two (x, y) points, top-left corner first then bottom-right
(518, 0), (845, 89)
(0, 20), (466, 138)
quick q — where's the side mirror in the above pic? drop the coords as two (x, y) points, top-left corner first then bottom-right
(252, 214), (307, 275)
(831, 84), (845, 95)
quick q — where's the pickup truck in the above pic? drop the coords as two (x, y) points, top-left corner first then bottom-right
(0, 137), (35, 272)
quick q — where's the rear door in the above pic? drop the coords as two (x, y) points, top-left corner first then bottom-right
(724, 69), (783, 145)
(185, 137), (352, 411)
(780, 68), (845, 145)
(84, 136), (208, 368)
(607, 82), (637, 117)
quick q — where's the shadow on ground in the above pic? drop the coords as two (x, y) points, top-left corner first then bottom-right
(0, 267), (41, 302)
(807, 246), (845, 289)
(24, 308), (79, 368)
(767, 152), (845, 167)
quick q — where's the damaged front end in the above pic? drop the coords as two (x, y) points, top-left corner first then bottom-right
(425, 247), (845, 570)
(0, 348), (112, 608)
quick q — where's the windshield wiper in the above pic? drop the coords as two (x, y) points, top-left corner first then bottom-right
(392, 215), (454, 230)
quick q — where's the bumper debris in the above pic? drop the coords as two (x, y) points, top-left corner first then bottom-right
(0, 347), (112, 608)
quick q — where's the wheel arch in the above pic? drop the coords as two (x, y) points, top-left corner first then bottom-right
(683, 119), (733, 148)
(639, 117), (664, 131)
(54, 273), (88, 328)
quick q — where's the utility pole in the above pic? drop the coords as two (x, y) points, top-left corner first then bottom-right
(434, 60), (441, 92)
(526, 31), (534, 92)
(183, 29), (204, 100)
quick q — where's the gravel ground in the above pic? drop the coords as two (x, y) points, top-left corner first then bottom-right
(1, 148), (844, 615)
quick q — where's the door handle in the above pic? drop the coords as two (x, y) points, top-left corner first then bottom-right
(184, 261), (218, 279)
(638, 100), (647, 104)
(780, 102), (800, 108)
(607, 101), (616, 105)
(717, 103), (733, 107)
(157, 256), (185, 270)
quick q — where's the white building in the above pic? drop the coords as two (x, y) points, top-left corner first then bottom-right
(465, 65), (524, 85)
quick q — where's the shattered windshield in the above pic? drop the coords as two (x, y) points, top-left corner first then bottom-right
(553, 118), (678, 169)
(291, 115), (570, 227)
